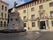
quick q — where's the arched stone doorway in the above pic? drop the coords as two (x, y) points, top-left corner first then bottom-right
(40, 21), (46, 29)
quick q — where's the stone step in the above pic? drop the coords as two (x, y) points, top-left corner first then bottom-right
(40, 29), (49, 32)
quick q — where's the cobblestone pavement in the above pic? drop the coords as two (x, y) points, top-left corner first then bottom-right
(0, 31), (53, 40)
(37, 31), (53, 40)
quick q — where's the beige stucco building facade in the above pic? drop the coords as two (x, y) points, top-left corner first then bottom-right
(0, 0), (8, 30)
(9, 0), (53, 31)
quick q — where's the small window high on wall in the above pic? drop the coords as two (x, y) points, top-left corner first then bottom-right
(49, 2), (53, 7)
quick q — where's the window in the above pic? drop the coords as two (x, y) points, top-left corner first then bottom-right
(31, 7), (34, 11)
(24, 23), (26, 27)
(50, 11), (53, 17)
(52, 21), (53, 26)
(49, 2), (53, 7)
(39, 5), (43, 9)
(32, 22), (35, 27)
(40, 13), (44, 19)
(23, 16), (27, 20)
(2, 5), (4, 10)
(1, 21), (2, 27)
(23, 10), (26, 13)
(5, 13), (6, 18)
(31, 15), (35, 20)
(5, 7), (7, 11)
(1, 12), (3, 18)
(4, 21), (6, 27)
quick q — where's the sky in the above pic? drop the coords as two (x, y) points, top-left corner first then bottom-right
(2, 0), (31, 9)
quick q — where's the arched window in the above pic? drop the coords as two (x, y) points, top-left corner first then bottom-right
(1, 21), (2, 27)
(1, 12), (3, 18)
(5, 7), (7, 11)
(2, 5), (4, 10)
(5, 13), (6, 19)
(4, 21), (6, 27)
